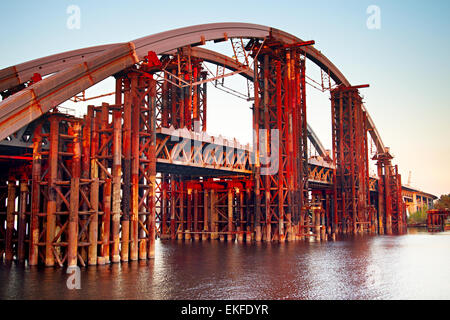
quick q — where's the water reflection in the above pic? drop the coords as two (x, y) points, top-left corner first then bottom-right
(0, 228), (449, 300)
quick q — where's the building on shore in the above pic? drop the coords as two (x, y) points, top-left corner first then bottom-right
(402, 186), (437, 216)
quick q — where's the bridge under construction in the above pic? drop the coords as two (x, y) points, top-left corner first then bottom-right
(0, 23), (414, 268)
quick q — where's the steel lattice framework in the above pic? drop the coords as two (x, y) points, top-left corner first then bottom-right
(331, 86), (371, 234)
(0, 23), (408, 267)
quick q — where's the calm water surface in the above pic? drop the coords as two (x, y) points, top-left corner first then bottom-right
(1, 228), (449, 300)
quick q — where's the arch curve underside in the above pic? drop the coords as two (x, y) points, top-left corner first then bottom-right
(0, 22), (385, 154)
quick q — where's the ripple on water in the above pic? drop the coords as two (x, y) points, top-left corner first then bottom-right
(0, 228), (449, 300)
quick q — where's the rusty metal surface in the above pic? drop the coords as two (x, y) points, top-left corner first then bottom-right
(0, 46), (330, 158)
(0, 22), (386, 153)
(188, 47), (328, 157)
(0, 43), (139, 141)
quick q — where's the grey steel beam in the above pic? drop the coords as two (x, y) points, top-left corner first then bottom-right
(186, 47), (328, 157)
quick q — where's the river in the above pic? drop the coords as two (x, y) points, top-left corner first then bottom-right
(1, 227), (449, 300)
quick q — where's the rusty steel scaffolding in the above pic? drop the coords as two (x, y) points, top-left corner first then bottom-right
(250, 39), (311, 242)
(158, 53), (207, 132)
(7, 63), (159, 267)
(331, 85), (373, 235)
(373, 151), (406, 235)
(0, 33), (408, 267)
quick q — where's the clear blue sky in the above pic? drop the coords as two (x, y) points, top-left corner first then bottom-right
(1, 0), (449, 197)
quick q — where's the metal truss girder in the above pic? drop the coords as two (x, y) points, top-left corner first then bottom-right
(155, 130), (252, 175)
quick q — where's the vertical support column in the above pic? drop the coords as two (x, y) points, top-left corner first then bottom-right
(325, 191), (331, 237)
(331, 188), (337, 240)
(227, 188), (234, 242)
(264, 54), (272, 243)
(374, 151), (404, 235)
(130, 75), (140, 260)
(299, 55), (309, 241)
(201, 72), (207, 131)
(293, 59), (301, 241)
(210, 189), (218, 240)
(286, 52), (294, 243)
(17, 174), (28, 263)
(170, 178), (176, 239)
(253, 57), (262, 242)
(5, 176), (16, 262)
(396, 168), (405, 234)
(45, 117), (59, 267)
(321, 208), (326, 240)
(377, 163), (385, 235)
(177, 180), (184, 240)
(192, 64), (199, 125)
(276, 59), (285, 243)
(101, 179), (112, 263)
(186, 189), (192, 240)
(202, 188), (209, 241)
(148, 77), (157, 259)
(330, 95), (338, 237)
(254, 173), (262, 241)
(122, 76), (132, 262)
(384, 162), (392, 235)
(98, 105), (110, 263)
(95, 105), (110, 263)
(161, 175), (168, 237)
(338, 90), (345, 234)
(0, 181), (5, 261)
(193, 189), (199, 241)
(313, 209), (320, 241)
(68, 122), (81, 267)
(111, 110), (122, 263)
(238, 190), (244, 243)
(253, 45), (298, 242)
(331, 86), (369, 236)
(29, 123), (42, 265)
(84, 109), (98, 266)
(363, 114), (371, 233)
(161, 72), (169, 128)
(66, 124), (80, 265)
(348, 92), (357, 234)
(245, 186), (252, 242)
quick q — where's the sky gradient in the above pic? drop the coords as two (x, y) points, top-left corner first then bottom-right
(1, 0), (449, 197)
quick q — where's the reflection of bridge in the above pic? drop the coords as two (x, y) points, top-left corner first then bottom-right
(0, 23), (433, 268)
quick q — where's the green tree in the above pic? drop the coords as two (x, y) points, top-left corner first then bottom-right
(407, 205), (428, 224)
(434, 194), (450, 210)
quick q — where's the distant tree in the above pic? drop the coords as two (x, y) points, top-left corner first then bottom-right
(434, 194), (450, 210)
(408, 205), (428, 224)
